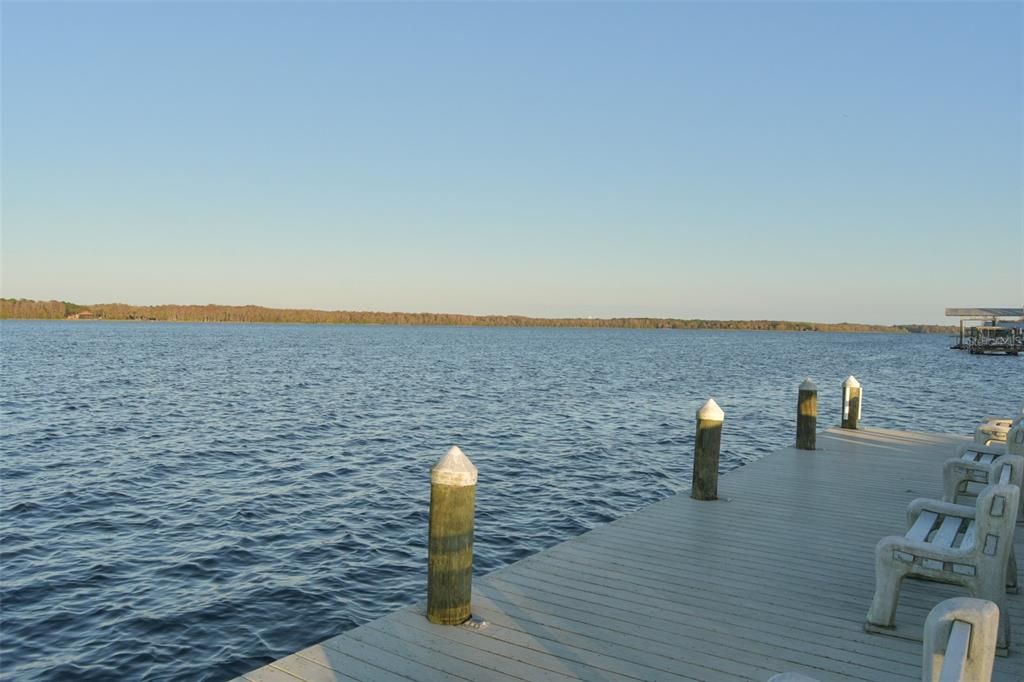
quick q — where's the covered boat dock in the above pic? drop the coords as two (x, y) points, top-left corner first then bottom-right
(945, 308), (1024, 355)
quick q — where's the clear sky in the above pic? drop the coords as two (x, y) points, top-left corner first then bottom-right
(2, 1), (1021, 324)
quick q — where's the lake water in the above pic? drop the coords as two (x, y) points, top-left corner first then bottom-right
(1, 321), (1020, 681)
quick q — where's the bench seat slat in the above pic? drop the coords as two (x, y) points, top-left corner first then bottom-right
(907, 511), (938, 542)
(932, 516), (963, 549)
(979, 454), (996, 464)
(961, 520), (977, 550)
(938, 620), (971, 682)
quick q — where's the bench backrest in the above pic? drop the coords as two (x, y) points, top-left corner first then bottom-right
(937, 620), (970, 682)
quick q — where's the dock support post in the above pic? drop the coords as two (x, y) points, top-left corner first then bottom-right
(427, 446), (477, 624)
(841, 376), (861, 430)
(692, 398), (724, 501)
(796, 378), (817, 450)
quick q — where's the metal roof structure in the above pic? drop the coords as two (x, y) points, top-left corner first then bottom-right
(945, 307), (1024, 318)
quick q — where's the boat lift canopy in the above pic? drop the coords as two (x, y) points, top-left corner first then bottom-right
(945, 308), (1024, 320)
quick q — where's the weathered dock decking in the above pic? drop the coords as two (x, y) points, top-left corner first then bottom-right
(237, 426), (1024, 681)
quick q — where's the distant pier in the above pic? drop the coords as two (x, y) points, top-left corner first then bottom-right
(234, 424), (1024, 681)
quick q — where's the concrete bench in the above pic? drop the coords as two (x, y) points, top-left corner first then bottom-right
(770, 597), (999, 682)
(866, 482), (1020, 653)
(975, 421), (1011, 446)
(974, 404), (1024, 446)
(1004, 420), (1024, 455)
(978, 425), (1011, 446)
(945, 452), (1024, 526)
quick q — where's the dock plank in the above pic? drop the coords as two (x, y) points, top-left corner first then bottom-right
(240, 426), (1024, 681)
(465, 587), (846, 681)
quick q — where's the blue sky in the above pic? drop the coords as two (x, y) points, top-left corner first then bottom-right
(2, 1), (1021, 324)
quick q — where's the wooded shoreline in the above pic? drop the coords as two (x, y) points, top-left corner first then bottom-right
(0, 298), (955, 334)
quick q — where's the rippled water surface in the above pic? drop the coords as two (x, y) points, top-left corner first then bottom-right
(1, 321), (1020, 681)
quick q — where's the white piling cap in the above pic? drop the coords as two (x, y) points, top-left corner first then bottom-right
(843, 375), (861, 389)
(431, 446), (478, 487)
(799, 377), (817, 391)
(697, 398), (725, 422)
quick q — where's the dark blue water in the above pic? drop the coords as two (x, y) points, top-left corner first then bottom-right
(1, 321), (1020, 681)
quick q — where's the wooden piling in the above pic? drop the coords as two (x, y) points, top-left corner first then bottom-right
(427, 446), (477, 624)
(796, 378), (817, 450)
(692, 398), (724, 501)
(841, 375), (862, 430)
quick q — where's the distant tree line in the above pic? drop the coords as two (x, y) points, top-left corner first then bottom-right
(0, 298), (957, 334)
(0, 299), (86, 319)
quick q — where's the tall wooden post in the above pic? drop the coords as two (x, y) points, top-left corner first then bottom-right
(796, 378), (817, 450)
(692, 398), (724, 501)
(841, 376), (862, 430)
(427, 446), (477, 624)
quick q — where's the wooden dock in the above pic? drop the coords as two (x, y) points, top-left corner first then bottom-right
(236, 426), (1024, 681)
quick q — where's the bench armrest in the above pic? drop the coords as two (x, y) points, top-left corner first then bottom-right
(923, 598), (999, 682)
